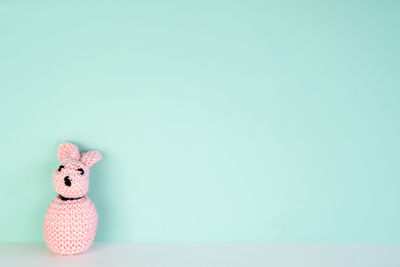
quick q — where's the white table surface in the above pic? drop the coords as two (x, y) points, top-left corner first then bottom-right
(0, 242), (399, 267)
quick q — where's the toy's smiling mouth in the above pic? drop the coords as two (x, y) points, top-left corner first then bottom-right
(59, 195), (85, 201)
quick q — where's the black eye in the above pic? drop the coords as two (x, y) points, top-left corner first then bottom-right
(77, 168), (84, 175)
(58, 165), (64, 172)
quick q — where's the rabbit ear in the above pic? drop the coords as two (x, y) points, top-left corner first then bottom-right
(80, 150), (102, 167)
(57, 142), (80, 162)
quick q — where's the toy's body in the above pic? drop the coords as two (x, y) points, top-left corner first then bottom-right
(43, 142), (102, 255)
(43, 196), (97, 255)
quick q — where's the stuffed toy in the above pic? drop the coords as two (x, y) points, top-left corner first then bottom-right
(43, 142), (102, 255)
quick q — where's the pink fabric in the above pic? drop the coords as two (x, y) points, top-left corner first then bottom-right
(43, 196), (97, 255)
(80, 150), (102, 167)
(43, 142), (102, 255)
(52, 158), (90, 198)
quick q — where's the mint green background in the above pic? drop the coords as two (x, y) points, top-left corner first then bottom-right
(0, 1), (399, 243)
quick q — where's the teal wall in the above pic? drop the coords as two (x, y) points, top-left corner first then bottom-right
(0, 0), (399, 242)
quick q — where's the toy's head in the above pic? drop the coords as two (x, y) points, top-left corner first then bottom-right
(52, 142), (102, 198)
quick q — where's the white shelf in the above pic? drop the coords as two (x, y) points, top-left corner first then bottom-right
(0, 242), (399, 267)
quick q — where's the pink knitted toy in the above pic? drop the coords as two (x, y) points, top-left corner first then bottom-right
(43, 142), (102, 255)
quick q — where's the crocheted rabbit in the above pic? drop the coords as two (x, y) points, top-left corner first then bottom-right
(43, 142), (102, 255)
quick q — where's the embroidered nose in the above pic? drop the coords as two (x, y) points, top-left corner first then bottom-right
(64, 176), (71, 187)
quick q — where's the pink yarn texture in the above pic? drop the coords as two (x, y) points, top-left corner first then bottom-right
(43, 142), (102, 255)
(43, 196), (97, 255)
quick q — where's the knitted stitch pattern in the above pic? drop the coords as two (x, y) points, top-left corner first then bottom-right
(43, 142), (102, 256)
(43, 196), (97, 255)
